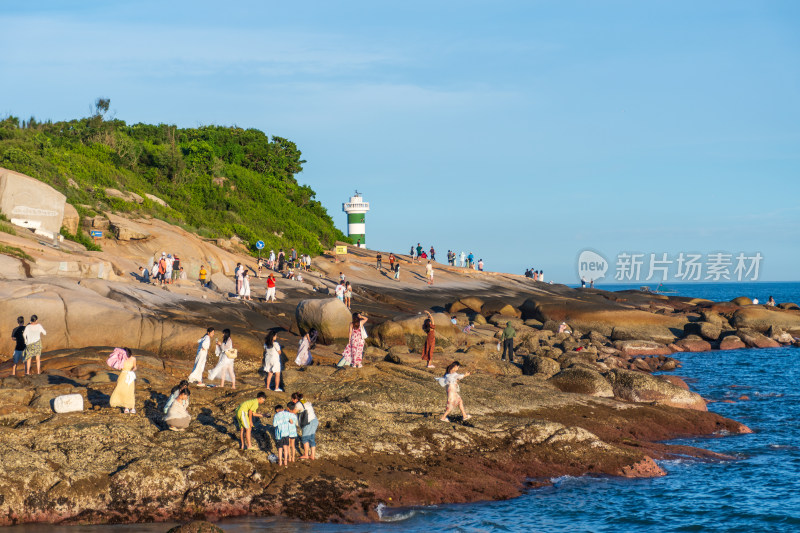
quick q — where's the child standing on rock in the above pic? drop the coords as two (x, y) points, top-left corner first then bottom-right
(436, 361), (471, 422)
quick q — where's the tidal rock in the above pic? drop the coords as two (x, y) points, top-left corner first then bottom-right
(611, 325), (677, 345)
(295, 298), (353, 344)
(778, 302), (800, 310)
(605, 368), (707, 411)
(730, 296), (753, 306)
(613, 340), (672, 357)
(522, 356), (560, 377)
(719, 335), (746, 350)
(735, 328), (780, 349)
(548, 367), (614, 397)
(766, 326), (794, 344)
(683, 321), (722, 341)
(730, 307), (800, 334)
(167, 522), (225, 533)
(673, 337), (712, 352)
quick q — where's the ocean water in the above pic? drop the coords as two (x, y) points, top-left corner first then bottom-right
(8, 283), (800, 533)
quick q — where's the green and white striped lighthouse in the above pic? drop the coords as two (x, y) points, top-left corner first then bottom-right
(343, 191), (369, 248)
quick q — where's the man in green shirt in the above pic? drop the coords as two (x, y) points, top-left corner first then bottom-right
(501, 323), (516, 362)
(236, 392), (267, 450)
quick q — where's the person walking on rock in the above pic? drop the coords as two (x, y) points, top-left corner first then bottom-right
(394, 262), (400, 281)
(265, 273), (277, 303)
(208, 328), (236, 389)
(422, 310), (436, 369)
(188, 327), (214, 385)
(109, 348), (137, 414)
(239, 271), (252, 301)
(501, 322), (516, 362)
(344, 281), (352, 309)
(429, 246), (436, 262)
(340, 312), (368, 368)
(237, 392), (266, 450)
(426, 261), (434, 285)
(416, 243), (423, 263)
(437, 361), (471, 422)
(460, 251), (466, 268)
(263, 331), (283, 392)
(10, 316), (25, 377)
(165, 388), (191, 431)
(478, 259), (484, 272)
(199, 265), (208, 287)
(388, 253), (395, 272)
(23, 315), (46, 375)
(376, 252), (382, 270)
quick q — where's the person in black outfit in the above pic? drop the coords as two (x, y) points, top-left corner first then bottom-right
(11, 316), (26, 377)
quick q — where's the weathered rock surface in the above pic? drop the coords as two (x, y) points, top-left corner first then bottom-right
(730, 307), (800, 334)
(548, 367), (614, 397)
(613, 340), (672, 357)
(62, 203), (80, 235)
(371, 312), (458, 351)
(605, 369), (708, 411)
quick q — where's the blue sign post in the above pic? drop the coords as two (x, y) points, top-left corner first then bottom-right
(255, 240), (264, 250)
(90, 230), (103, 238)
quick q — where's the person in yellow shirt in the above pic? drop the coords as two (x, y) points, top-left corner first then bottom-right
(236, 392), (267, 450)
(199, 265), (208, 287)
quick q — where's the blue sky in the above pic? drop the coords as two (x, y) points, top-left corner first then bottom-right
(2, 1), (798, 282)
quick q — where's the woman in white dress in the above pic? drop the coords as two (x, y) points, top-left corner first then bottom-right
(239, 271), (251, 301)
(208, 328), (236, 388)
(188, 327), (215, 385)
(295, 329), (318, 366)
(263, 331), (283, 392)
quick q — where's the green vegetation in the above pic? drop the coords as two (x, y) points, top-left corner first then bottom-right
(0, 244), (33, 262)
(0, 101), (348, 254)
(0, 213), (15, 235)
(61, 227), (102, 251)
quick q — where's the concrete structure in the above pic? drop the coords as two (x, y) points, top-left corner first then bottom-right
(342, 191), (369, 248)
(0, 167), (66, 239)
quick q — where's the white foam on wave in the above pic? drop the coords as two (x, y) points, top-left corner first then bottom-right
(376, 503), (418, 522)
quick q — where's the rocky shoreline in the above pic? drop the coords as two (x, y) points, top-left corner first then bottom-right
(1, 219), (799, 526)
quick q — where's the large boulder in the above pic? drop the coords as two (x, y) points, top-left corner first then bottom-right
(372, 313), (456, 352)
(447, 297), (485, 314)
(719, 335), (746, 350)
(520, 294), (687, 337)
(548, 367), (614, 397)
(673, 336), (712, 352)
(730, 307), (800, 334)
(611, 325), (677, 345)
(683, 321), (722, 341)
(605, 369), (707, 411)
(0, 279), (268, 357)
(480, 300), (521, 318)
(778, 302), (800, 311)
(730, 296), (753, 306)
(370, 313), (458, 351)
(295, 298), (353, 344)
(109, 219), (151, 241)
(735, 328), (781, 349)
(522, 355), (560, 377)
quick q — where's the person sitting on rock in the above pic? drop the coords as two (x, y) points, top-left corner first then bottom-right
(165, 388), (191, 431)
(766, 296), (776, 307)
(436, 361), (471, 422)
(164, 380), (189, 414)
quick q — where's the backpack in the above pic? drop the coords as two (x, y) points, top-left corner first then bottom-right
(106, 347), (129, 370)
